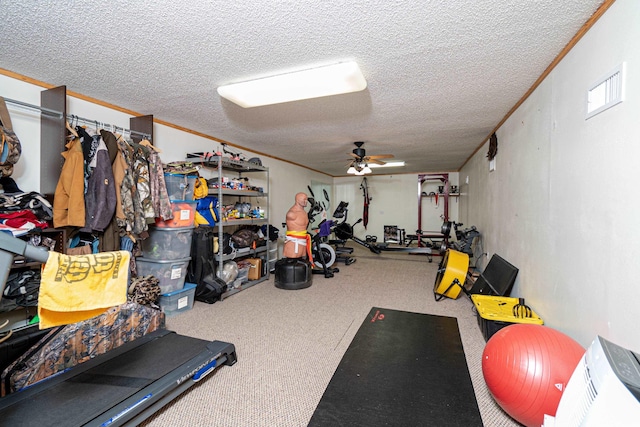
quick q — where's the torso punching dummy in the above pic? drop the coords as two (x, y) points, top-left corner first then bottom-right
(283, 192), (311, 260)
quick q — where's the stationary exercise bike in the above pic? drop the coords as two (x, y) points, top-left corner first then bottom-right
(306, 197), (340, 278)
(325, 202), (357, 265)
(305, 187), (356, 266)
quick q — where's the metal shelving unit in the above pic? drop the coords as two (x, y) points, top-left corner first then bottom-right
(188, 155), (270, 299)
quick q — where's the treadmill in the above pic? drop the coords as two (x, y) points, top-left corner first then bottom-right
(0, 233), (237, 426)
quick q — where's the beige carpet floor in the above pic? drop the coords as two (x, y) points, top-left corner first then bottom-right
(142, 246), (521, 427)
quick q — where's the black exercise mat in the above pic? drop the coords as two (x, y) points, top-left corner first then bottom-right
(308, 307), (483, 426)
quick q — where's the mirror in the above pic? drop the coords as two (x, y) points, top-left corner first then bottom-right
(308, 180), (332, 230)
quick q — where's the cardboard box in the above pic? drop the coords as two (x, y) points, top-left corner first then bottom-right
(246, 258), (262, 280)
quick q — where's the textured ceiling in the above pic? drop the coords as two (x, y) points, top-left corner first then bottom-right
(0, 0), (605, 176)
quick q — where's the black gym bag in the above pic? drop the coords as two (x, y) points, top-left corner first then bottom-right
(187, 226), (227, 304)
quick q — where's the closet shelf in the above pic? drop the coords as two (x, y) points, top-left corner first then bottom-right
(223, 218), (268, 226)
(217, 245), (268, 262)
(186, 153), (267, 172)
(421, 193), (460, 198)
(222, 279), (263, 299)
(212, 189), (267, 197)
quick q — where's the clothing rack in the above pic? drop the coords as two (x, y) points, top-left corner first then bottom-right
(1, 97), (152, 141)
(2, 96), (63, 118)
(67, 114), (152, 141)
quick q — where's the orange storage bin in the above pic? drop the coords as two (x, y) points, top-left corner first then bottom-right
(155, 201), (197, 228)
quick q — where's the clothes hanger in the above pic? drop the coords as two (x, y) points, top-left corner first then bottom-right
(139, 138), (162, 153)
(65, 117), (79, 138)
(74, 115), (88, 132)
(112, 125), (123, 140)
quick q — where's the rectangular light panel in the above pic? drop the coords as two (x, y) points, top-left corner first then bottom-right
(217, 61), (367, 108)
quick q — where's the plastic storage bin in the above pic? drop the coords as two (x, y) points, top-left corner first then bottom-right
(136, 257), (191, 294)
(141, 226), (194, 260)
(155, 201), (197, 228)
(237, 266), (249, 283)
(164, 173), (197, 201)
(230, 265), (250, 289)
(471, 295), (544, 341)
(158, 282), (197, 316)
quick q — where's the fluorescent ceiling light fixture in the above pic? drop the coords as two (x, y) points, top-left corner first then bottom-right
(368, 161), (405, 168)
(217, 61), (367, 108)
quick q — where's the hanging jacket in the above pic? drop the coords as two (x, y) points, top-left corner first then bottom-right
(81, 137), (116, 232)
(53, 137), (85, 228)
(131, 144), (155, 224)
(116, 135), (145, 235)
(76, 126), (99, 190)
(147, 149), (172, 220)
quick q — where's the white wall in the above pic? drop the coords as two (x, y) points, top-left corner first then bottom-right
(460, 0), (640, 350)
(334, 173), (459, 242)
(0, 75), (46, 192)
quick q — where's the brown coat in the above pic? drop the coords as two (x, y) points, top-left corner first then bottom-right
(53, 138), (85, 228)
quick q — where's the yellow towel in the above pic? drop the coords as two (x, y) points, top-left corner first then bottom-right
(38, 251), (130, 329)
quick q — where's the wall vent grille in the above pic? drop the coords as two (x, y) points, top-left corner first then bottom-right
(586, 63), (625, 119)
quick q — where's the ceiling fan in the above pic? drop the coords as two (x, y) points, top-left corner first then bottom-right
(347, 142), (393, 174)
(349, 141), (394, 165)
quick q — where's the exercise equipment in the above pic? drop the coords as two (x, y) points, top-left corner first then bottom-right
(331, 202), (380, 255)
(308, 192), (356, 266)
(274, 257), (313, 289)
(404, 230), (442, 248)
(310, 220), (339, 277)
(326, 202), (356, 265)
(432, 249), (469, 300)
(309, 307), (483, 426)
(441, 221), (481, 256)
(0, 329), (236, 426)
(417, 173), (453, 253)
(331, 201), (462, 259)
(306, 195), (340, 278)
(482, 324), (585, 427)
(0, 232), (237, 426)
(360, 176), (370, 229)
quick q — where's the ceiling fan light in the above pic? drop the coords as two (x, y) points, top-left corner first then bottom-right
(218, 61), (367, 108)
(347, 166), (357, 174)
(362, 165), (372, 174)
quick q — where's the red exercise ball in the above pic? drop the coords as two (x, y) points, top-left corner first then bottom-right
(482, 324), (585, 427)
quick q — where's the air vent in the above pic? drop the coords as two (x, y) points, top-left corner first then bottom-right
(586, 62), (625, 119)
